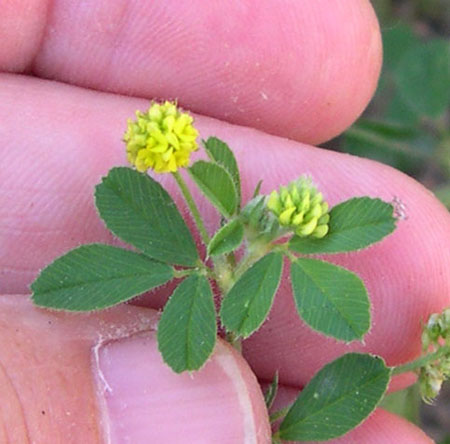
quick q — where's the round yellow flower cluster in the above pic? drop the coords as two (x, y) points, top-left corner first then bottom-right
(124, 101), (199, 173)
(267, 178), (330, 238)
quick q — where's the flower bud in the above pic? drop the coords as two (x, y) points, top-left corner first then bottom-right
(440, 308), (450, 338)
(419, 308), (450, 402)
(420, 365), (444, 403)
(266, 177), (330, 239)
(124, 101), (199, 173)
(241, 196), (280, 242)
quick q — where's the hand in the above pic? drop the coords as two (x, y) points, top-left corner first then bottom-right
(1, 1), (449, 442)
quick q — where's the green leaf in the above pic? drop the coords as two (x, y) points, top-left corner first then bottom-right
(95, 167), (199, 267)
(31, 244), (174, 311)
(203, 137), (241, 206)
(188, 160), (238, 218)
(279, 353), (391, 441)
(395, 40), (450, 119)
(264, 372), (279, 411)
(207, 219), (244, 257)
(157, 274), (217, 373)
(290, 197), (396, 255)
(220, 253), (283, 338)
(290, 258), (370, 341)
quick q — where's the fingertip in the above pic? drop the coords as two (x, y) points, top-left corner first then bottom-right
(0, 295), (159, 442)
(320, 409), (434, 444)
(0, 0), (49, 72)
(20, 0), (382, 143)
(0, 296), (270, 443)
(97, 334), (271, 443)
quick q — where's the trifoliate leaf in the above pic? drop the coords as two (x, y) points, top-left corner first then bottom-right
(207, 219), (244, 257)
(189, 160), (238, 218)
(95, 167), (199, 267)
(203, 137), (241, 206)
(290, 258), (370, 342)
(279, 353), (391, 441)
(157, 274), (217, 373)
(290, 197), (396, 254)
(31, 244), (174, 311)
(220, 253), (283, 338)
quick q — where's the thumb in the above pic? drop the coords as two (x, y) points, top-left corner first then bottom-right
(0, 295), (270, 443)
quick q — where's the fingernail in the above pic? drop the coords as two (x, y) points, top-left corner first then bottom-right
(95, 332), (270, 443)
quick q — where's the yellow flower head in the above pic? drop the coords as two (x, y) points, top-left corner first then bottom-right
(266, 177), (330, 239)
(124, 101), (199, 173)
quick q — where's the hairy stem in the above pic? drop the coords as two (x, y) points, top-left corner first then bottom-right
(225, 331), (242, 353)
(271, 432), (282, 444)
(270, 405), (292, 423)
(233, 239), (274, 280)
(172, 171), (210, 246)
(392, 345), (450, 375)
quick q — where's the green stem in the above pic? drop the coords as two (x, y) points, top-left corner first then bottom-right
(271, 432), (282, 444)
(392, 345), (450, 375)
(212, 256), (234, 293)
(225, 331), (242, 353)
(273, 242), (297, 262)
(233, 252), (258, 279)
(173, 265), (210, 279)
(226, 251), (236, 268)
(269, 404), (292, 423)
(172, 171), (210, 246)
(173, 268), (196, 279)
(233, 238), (275, 280)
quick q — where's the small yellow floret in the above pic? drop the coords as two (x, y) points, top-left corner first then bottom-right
(266, 177), (330, 239)
(124, 101), (199, 173)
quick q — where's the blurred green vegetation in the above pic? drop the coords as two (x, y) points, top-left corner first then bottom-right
(327, 0), (450, 209)
(380, 385), (421, 423)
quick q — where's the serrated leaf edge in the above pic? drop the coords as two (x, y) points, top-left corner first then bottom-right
(31, 243), (175, 312)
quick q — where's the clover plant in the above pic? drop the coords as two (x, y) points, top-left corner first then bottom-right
(31, 102), (450, 442)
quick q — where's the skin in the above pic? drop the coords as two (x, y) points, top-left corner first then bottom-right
(0, 0), (449, 442)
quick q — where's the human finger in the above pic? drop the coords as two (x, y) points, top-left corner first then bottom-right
(0, 75), (449, 388)
(0, 0), (381, 144)
(0, 295), (270, 443)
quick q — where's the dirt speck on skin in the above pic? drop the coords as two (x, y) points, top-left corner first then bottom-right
(392, 196), (408, 220)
